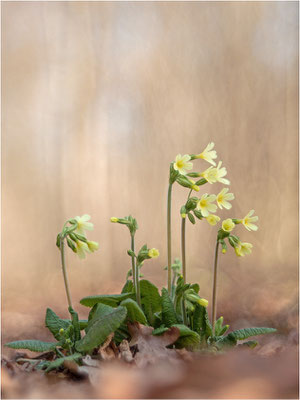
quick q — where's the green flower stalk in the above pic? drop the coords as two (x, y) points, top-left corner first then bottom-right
(56, 214), (99, 317)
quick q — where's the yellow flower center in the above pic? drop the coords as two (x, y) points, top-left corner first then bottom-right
(200, 199), (207, 208)
(176, 160), (184, 169)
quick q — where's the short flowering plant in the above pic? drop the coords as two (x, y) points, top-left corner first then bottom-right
(5, 142), (276, 372)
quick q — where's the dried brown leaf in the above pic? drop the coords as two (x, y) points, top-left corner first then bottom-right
(127, 322), (181, 367)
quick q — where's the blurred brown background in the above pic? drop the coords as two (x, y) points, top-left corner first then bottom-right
(2, 1), (298, 343)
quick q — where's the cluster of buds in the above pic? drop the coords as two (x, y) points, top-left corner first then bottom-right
(110, 215), (138, 236)
(56, 215), (99, 259)
(175, 275), (209, 313)
(217, 210), (259, 257)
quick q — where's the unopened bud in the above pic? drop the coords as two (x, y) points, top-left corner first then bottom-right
(110, 217), (119, 223)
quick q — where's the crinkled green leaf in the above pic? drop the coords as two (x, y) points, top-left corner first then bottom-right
(45, 308), (71, 340)
(140, 280), (161, 326)
(120, 298), (148, 324)
(75, 306), (127, 352)
(172, 324), (200, 349)
(228, 327), (277, 341)
(86, 303), (119, 333)
(152, 326), (168, 335)
(192, 304), (212, 341)
(121, 280), (134, 294)
(80, 293), (134, 307)
(5, 340), (59, 352)
(45, 353), (82, 372)
(161, 288), (178, 327)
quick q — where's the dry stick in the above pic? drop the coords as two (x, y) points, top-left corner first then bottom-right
(211, 240), (220, 335)
(60, 238), (73, 309)
(167, 183), (173, 295)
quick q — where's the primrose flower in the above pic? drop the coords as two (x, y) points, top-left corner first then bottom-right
(196, 193), (217, 217)
(110, 217), (119, 223)
(76, 240), (91, 259)
(195, 142), (217, 166)
(173, 154), (193, 175)
(148, 248), (160, 258)
(87, 241), (99, 252)
(198, 298), (209, 307)
(74, 214), (94, 236)
(216, 188), (234, 210)
(242, 210), (258, 231)
(235, 242), (253, 257)
(222, 218), (235, 232)
(206, 214), (221, 226)
(201, 161), (230, 185)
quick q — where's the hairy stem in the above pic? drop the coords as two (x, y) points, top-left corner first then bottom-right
(167, 183), (173, 295)
(181, 217), (186, 284)
(60, 238), (73, 309)
(131, 234), (140, 306)
(212, 240), (220, 335)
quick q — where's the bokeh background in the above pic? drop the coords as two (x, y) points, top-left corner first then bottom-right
(2, 1), (298, 349)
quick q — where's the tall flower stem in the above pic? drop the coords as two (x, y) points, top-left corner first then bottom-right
(167, 183), (173, 295)
(60, 237), (73, 309)
(211, 240), (220, 335)
(131, 234), (141, 306)
(181, 189), (193, 284)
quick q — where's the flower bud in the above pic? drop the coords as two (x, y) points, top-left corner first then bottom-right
(59, 328), (65, 335)
(181, 213), (187, 219)
(198, 298), (209, 307)
(192, 185), (200, 192)
(110, 217), (119, 223)
(87, 241), (99, 252)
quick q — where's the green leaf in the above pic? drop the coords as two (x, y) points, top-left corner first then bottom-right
(152, 326), (168, 335)
(161, 288), (178, 327)
(121, 280), (134, 294)
(86, 303), (118, 333)
(214, 317), (224, 336)
(192, 304), (212, 342)
(239, 340), (258, 349)
(218, 324), (229, 336)
(5, 340), (59, 352)
(172, 324), (200, 348)
(227, 327), (277, 341)
(120, 298), (148, 324)
(45, 353), (82, 372)
(80, 293), (134, 308)
(45, 308), (71, 340)
(140, 280), (161, 326)
(215, 333), (237, 349)
(75, 306), (127, 352)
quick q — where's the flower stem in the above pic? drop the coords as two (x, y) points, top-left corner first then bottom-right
(181, 189), (192, 284)
(181, 217), (186, 283)
(211, 240), (220, 335)
(131, 234), (140, 306)
(167, 183), (173, 295)
(60, 238), (73, 309)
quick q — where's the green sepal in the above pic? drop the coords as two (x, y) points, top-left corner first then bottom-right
(188, 213), (196, 224)
(169, 163), (180, 184)
(193, 210), (203, 220)
(67, 237), (76, 252)
(195, 178), (207, 186)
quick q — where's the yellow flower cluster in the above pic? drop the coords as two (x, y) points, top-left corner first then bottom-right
(74, 215), (99, 259)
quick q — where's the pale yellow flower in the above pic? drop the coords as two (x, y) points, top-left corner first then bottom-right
(222, 218), (235, 232)
(110, 217), (119, 223)
(242, 210), (258, 231)
(87, 241), (99, 252)
(201, 161), (230, 185)
(195, 142), (217, 166)
(173, 154), (193, 175)
(148, 248), (160, 258)
(216, 188), (234, 209)
(235, 242), (253, 257)
(196, 193), (217, 217)
(76, 240), (91, 259)
(206, 214), (221, 226)
(75, 214), (94, 236)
